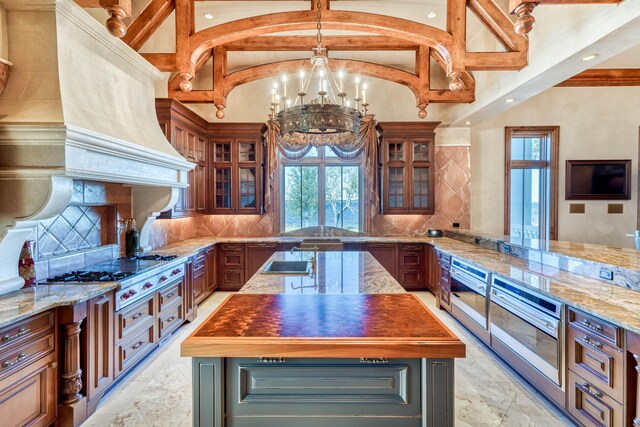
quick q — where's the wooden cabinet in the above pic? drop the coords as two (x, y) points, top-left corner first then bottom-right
(209, 123), (267, 215)
(0, 311), (56, 427)
(426, 244), (440, 295)
(85, 292), (115, 410)
(205, 245), (217, 293)
(366, 243), (398, 279)
(156, 99), (209, 218)
(192, 250), (208, 304)
(397, 243), (425, 290)
(566, 308), (625, 426)
(377, 122), (439, 214)
(218, 243), (246, 291)
(245, 243), (278, 279)
(627, 330), (640, 427)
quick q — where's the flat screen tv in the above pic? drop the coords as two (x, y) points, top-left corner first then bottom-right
(565, 160), (631, 200)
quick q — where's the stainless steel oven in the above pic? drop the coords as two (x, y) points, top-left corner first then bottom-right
(489, 276), (564, 388)
(449, 258), (491, 343)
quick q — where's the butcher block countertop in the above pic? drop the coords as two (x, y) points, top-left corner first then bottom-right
(181, 293), (466, 359)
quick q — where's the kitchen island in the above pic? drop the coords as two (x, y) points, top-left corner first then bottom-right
(182, 291), (465, 427)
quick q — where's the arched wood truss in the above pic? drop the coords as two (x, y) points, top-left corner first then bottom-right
(75, 0), (624, 118)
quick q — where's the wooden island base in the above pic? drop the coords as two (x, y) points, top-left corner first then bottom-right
(182, 294), (465, 427)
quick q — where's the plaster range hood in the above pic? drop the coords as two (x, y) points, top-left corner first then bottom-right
(0, 0), (194, 294)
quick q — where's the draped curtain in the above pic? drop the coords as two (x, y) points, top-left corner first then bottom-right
(264, 116), (379, 232)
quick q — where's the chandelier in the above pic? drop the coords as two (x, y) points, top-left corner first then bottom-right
(269, 0), (370, 147)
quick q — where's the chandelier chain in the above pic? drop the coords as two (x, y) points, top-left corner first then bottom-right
(316, 0), (323, 46)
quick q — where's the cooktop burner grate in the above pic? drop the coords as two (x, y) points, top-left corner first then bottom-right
(120, 254), (179, 261)
(46, 270), (135, 283)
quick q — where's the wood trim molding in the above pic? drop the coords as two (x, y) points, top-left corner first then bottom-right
(556, 69), (640, 87)
(504, 126), (559, 241)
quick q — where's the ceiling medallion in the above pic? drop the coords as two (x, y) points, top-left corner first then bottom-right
(270, 0), (370, 147)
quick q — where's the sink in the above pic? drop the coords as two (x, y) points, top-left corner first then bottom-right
(262, 260), (311, 274)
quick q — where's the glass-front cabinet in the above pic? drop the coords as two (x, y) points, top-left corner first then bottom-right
(209, 124), (267, 214)
(377, 122), (438, 214)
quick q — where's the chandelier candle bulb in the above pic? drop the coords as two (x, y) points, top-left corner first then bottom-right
(355, 77), (360, 99)
(282, 75), (287, 98)
(299, 70), (304, 92)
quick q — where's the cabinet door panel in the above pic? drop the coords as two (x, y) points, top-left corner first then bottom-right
(0, 352), (56, 427)
(366, 244), (397, 278)
(87, 293), (114, 402)
(213, 167), (232, 210)
(245, 243), (278, 279)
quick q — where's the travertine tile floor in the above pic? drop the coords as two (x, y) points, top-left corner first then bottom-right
(83, 292), (573, 426)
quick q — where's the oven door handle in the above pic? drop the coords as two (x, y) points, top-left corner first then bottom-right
(492, 293), (558, 337)
(451, 270), (487, 295)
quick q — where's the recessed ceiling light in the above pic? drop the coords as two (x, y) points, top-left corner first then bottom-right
(204, 13), (214, 20)
(505, 98), (516, 103)
(581, 54), (598, 61)
(427, 12), (437, 19)
(464, 121), (472, 125)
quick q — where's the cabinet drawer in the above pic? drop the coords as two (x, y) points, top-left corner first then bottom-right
(399, 251), (423, 267)
(117, 294), (155, 341)
(116, 320), (156, 377)
(568, 308), (621, 349)
(0, 352), (56, 427)
(158, 281), (182, 312)
(219, 269), (245, 290)
(399, 243), (422, 252)
(158, 301), (184, 339)
(221, 252), (244, 268)
(398, 268), (424, 287)
(0, 332), (55, 378)
(0, 311), (54, 355)
(220, 243), (244, 252)
(193, 252), (206, 272)
(567, 369), (623, 427)
(437, 251), (451, 268)
(567, 326), (624, 403)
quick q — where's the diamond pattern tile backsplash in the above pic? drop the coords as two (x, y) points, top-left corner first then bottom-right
(38, 205), (113, 259)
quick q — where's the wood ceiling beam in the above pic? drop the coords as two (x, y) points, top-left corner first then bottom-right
(556, 69), (640, 87)
(74, 0), (131, 37)
(223, 36), (418, 51)
(509, 0), (624, 35)
(141, 53), (176, 71)
(176, 0), (195, 91)
(466, 51), (527, 71)
(468, 0), (528, 53)
(122, 0), (175, 51)
(186, 10), (454, 72)
(168, 50), (212, 91)
(447, 0), (466, 91)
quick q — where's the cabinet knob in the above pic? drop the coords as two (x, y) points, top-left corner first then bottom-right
(50, 362), (58, 369)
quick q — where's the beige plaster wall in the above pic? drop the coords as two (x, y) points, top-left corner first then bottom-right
(470, 87), (640, 248)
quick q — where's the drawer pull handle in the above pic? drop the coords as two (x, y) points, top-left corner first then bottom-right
(581, 319), (604, 333)
(581, 336), (603, 350)
(132, 341), (144, 350)
(580, 382), (604, 399)
(166, 292), (175, 299)
(360, 358), (389, 364)
(166, 316), (176, 323)
(2, 327), (30, 342)
(132, 312), (143, 320)
(2, 352), (27, 369)
(257, 357), (287, 364)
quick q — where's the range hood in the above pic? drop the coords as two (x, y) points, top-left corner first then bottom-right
(0, 0), (194, 294)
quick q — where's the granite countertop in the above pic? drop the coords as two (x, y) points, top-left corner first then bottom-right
(154, 235), (640, 335)
(428, 239), (640, 335)
(0, 283), (118, 328)
(450, 229), (640, 271)
(181, 293), (465, 358)
(240, 251), (405, 294)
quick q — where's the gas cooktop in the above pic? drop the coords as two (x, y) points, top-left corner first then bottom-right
(45, 255), (179, 284)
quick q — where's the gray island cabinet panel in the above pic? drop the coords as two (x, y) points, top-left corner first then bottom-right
(192, 357), (454, 427)
(183, 294), (464, 427)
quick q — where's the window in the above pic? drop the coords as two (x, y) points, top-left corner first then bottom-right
(282, 147), (363, 232)
(505, 127), (559, 240)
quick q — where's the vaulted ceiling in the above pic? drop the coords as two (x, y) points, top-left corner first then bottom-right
(78, 0), (640, 125)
